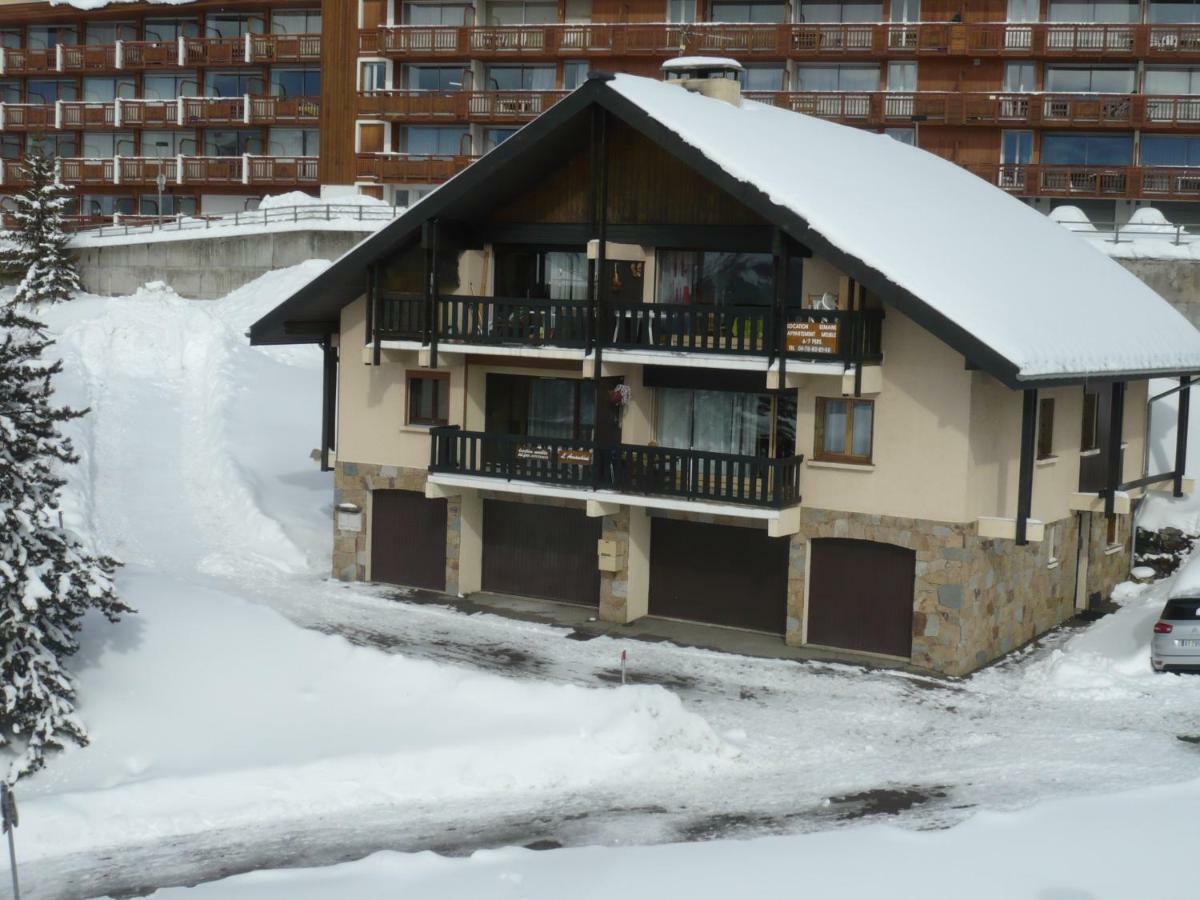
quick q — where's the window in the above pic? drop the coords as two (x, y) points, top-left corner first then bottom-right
(487, 1), (557, 25)
(656, 388), (796, 458)
(269, 127), (319, 156)
(668, 0), (697, 22)
(486, 65), (555, 90)
(206, 70), (264, 97)
(206, 14), (265, 38)
(144, 72), (198, 100)
(1046, 524), (1059, 566)
(1041, 133), (1133, 165)
(485, 127), (518, 151)
(1001, 129), (1034, 164)
(1106, 514), (1123, 548)
(143, 19), (200, 42)
(1003, 62), (1036, 92)
(1049, 1), (1138, 22)
(486, 374), (594, 440)
(26, 79), (78, 104)
(272, 9), (321, 33)
(272, 67), (321, 98)
(494, 246), (588, 299)
(83, 76), (136, 102)
(885, 127), (915, 144)
(27, 133), (79, 157)
(887, 62), (917, 92)
(0, 29), (20, 50)
(798, 2), (883, 22)
(1142, 135), (1200, 167)
(656, 250), (787, 306)
(27, 26), (77, 49)
(564, 61), (590, 90)
(710, 1), (788, 23)
(360, 61), (388, 93)
(1044, 66), (1135, 93)
(0, 80), (20, 105)
(81, 194), (135, 217)
(815, 397), (874, 463)
(889, 0), (919, 21)
(81, 132), (135, 157)
(405, 65), (464, 91)
(408, 372), (450, 426)
(86, 22), (136, 44)
(204, 129), (263, 156)
(1008, 0), (1039, 21)
(401, 125), (470, 156)
(1150, 1), (1200, 24)
(794, 64), (881, 92)
(1037, 397), (1056, 460)
(403, 2), (473, 25)
(1145, 67), (1200, 95)
(740, 64), (787, 91)
(143, 131), (195, 157)
(1081, 390), (1100, 452)
(139, 194), (197, 217)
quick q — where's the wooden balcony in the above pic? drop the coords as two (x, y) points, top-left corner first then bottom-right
(355, 152), (476, 183)
(971, 164), (1200, 201)
(358, 89), (568, 122)
(430, 426), (803, 509)
(0, 104), (55, 131)
(248, 33), (321, 63)
(0, 34), (320, 75)
(0, 155), (319, 188)
(964, 22), (1200, 59)
(118, 99), (181, 127)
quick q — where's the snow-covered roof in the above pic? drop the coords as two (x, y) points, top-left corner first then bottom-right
(608, 73), (1200, 381)
(661, 57), (744, 71)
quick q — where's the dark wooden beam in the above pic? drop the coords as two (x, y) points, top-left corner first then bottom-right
(283, 320), (338, 336)
(1105, 380), (1126, 518)
(1016, 388), (1037, 546)
(369, 263), (381, 367)
(1176, 374), (1191, 498)
(591, 105), (609, 491)
(772, 228), (789, 391)
(320, 338), (338, 473)
(426, 219), (440, 369)
(853, 282), (865, 397)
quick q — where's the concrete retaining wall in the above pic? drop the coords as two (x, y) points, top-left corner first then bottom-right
(72, 229), (374, 299)
(1117, 258), (1200, 328)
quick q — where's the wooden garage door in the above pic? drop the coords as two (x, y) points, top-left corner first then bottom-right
(370, 489), (447, 591)
(648, 518), (788, 634)
(481, 500), (600, 606)
(807, 538), (915, 658)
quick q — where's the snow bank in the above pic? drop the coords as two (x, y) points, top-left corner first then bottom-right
(139, 775), (1200, 900)
(1048, 205), (1096, 231)
(258, 191), (388, 210)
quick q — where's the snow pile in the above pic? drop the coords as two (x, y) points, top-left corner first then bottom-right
(258, 191), (388, 210)
(1054, 205), (1200, 261)
(1048, 204), (1097, 232)
(603, 74), (1200, 379)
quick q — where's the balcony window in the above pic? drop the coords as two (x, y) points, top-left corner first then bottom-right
(408, 372), (451, 427)
(710, 1), (787, 23)
(144, 72), (199, 100)
(795, 64), (880, 91)
(82, 194), (136, 217)
(495, 246), (587, 300)
(85, 22), (136, 45)
(487, 1), (558, 25)
(0, 135), (21, 159)
(0, 29), (19, 50)
(1002, 129), (1034, 164)
(1047, 1), (1138, 23)
(27, 26), (78, 49)
(486, 127), (519, 151)
(1142, 135), (1200, 166)
(486, 64), (555, 90)
(1044, 66), (1135, 93)
(405, 65), (465, 90)
(564, 61), (590, 90)
(656, 250), (804, 306)
(83, 76), (136, 102)
(1145, 67), (1200, 94)
(797, 2), (883, 23)
(206, 14), (265, 38)
(1007, 0), (1039, 21)
(486, 374), (595, 441)
(667, 0), (697, 23)
(82, 132), (136, 158)
(26, 79), (78, 104)
(1150, 1), (1200, 23)
(269, 127), (319, 156)
(401, 125), (470, 155)
(0, 80), (19, 104)
(814, 396), (874, 464)
(143, 19), (200, 42)
(27, 134), (79, 157)
(360, 61), (389, 93)
(204, 129), (263, 156)
(885, 127), (915, 144)
(657, 388), (796, 459)
(144, 132), (196, 157)
(1003, 61), (1036, 92)
(741, 64), (787, 91)
(1041, 133), (1133, 165)
(272, 67), (321, 97)
(887, 61), (917, 91)
(271, 9), (322, 33)
(205, 70), (265, 97)
(889, 0), (920, 22)
(140, 194), (198, 217)
(403, 3), (473, 26)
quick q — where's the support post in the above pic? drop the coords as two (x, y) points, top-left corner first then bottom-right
(772, 228), (789, 390)
(1016, 388), (1037, 546)
(425, 219), (440, 369)
(1175, 374), (1191, 498)
(1105, 380), (1126, 518)
(369, 263), (382, 367)
(853, 283), (865, 397)
(320, 338), (338, 472)
(591, 106), (608, 490)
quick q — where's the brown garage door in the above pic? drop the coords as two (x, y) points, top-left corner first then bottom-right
(481, 500), (600, 606)
(648, 517), (788, 633)
(807, 538), (915, 659)
(370, 489), (447, 591)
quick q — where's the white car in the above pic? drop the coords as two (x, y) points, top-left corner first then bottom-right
(1152, 596), (1200, 673)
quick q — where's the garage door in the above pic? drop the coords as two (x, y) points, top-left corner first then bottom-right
(807, 538), (915, 658)
(482, 500), (600, 606)
(648, 518), (788, 633)
(370, 489), (447, 591)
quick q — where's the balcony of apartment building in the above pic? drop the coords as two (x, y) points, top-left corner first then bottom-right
(0, 12), (321, 76)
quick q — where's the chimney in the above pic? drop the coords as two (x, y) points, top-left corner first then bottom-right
(661, 57), (743, 107)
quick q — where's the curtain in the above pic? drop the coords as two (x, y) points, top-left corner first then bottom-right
(657, 389), (767, 456)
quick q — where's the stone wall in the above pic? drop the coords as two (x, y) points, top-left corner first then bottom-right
(1116, 258), (1200, 329)
(72, 229), (374, 299)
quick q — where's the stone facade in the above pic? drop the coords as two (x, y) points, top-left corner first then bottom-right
(598, 507), (631, 624)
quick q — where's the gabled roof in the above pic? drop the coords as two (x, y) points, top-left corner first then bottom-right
(249, 72), (1200, 387)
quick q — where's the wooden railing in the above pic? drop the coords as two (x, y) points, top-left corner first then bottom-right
(0, 104), (56, 130)
(358, 89), (568, 121)
(181, 96), (245, 124)
(355, 152), (477, 183)
(430, 426), (803, 509)
(971, 164), (1200, 200)
(119, 40), (180, 69)
(250, 95), (319, 123)
(439, 295), (591, 347)
(59, 101), (117, 128)
(249, 33), (321, 62)
(607, 302), (771, 355)
(120, 99), (181, 126)
(116, 156), (177, 185)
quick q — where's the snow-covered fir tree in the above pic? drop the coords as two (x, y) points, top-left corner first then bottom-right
(0, 305), (129, 782)
(6, 155), (82, 306)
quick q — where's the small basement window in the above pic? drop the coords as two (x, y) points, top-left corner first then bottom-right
(1081, 390), (1100, 453)
(1106, 514), (1123, 550)
(1037, 397), (1055, 460)
(408, 371), (450, 426)
(814, 397), (874, 464)
(1046, 524), (1058, 567)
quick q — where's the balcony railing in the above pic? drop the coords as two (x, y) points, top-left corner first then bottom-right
(358, 89), (568, 121)
(972, 163), (1200, 200)
(0, 95), (320, 131)
(0, 34), (320, 74)
(0, 155), (319, 188)
(355, 152), (477, 183)
(430, 426), (803, 509)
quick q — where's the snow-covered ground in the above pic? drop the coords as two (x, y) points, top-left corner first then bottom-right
(2, 270), (1200, 899)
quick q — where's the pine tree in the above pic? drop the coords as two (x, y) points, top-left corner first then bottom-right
(0, 306), (129, 782)
(7, 155), (82, 307)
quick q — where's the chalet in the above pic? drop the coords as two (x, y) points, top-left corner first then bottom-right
(251, 59), (1200, 676)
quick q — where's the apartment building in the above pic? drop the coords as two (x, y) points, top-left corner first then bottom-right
(252, 64), (1200, 675)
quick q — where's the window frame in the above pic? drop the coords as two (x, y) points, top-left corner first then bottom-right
(1037, 396), (1056, 460)
(407, 371), (451, 427)
(814, 396), (875, 465)
(1080, 390), (1100, 453)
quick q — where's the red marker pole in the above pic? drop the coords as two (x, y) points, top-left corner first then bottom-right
(620, 649), (627, 685)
